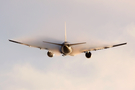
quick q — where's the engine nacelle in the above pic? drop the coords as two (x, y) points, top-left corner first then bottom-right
(47, 51), (54, 57)
(85, 52), (92, 58)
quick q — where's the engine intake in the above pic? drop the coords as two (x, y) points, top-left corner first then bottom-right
(85, 52), (92, 58)
(47, 51), (54, 57)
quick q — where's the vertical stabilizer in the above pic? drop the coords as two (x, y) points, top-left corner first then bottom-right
(65, 22), (67, 42)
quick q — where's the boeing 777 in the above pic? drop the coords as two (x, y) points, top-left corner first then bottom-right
(9, 23), (127, 58)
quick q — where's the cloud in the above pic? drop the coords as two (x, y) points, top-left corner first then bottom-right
(95, 49), (135, 89)
(1, 63), (72, 90)
(0, 63), (100, 90)
(1, 50), (135, 90)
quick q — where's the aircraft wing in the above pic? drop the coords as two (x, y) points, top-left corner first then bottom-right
(9, 39), (48, 50)
(9, 39), (61, 55)
(69, 42), (127, 56)
(82, 42), (127, 52)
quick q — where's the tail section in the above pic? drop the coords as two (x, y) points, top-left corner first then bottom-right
(43, 22), (86, 46)
(65, 22), (67, 42)
(64, 22), (86, 46)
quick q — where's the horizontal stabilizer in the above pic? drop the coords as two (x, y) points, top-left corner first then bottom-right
(69, 42), (86, 46)
(43, 41), (62, 46)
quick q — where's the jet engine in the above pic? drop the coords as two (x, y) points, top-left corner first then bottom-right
(85, 52), (92, 58)
(47, 51), (54, 57)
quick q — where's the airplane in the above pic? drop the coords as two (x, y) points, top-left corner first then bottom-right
(9, 23), (127, 58)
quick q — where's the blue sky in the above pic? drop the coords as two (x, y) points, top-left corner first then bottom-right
(0, 0), (135, 90)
